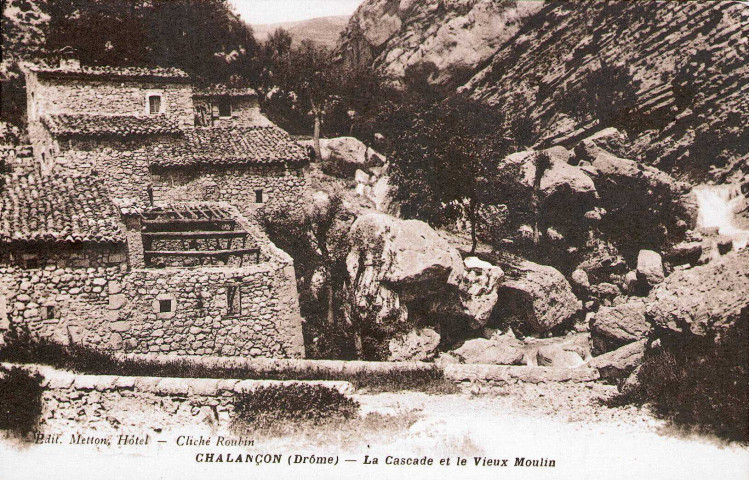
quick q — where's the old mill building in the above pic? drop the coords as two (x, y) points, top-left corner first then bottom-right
(0, 52), (307, 358)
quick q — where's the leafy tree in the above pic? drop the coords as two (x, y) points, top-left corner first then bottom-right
(387, 96), (510, 253)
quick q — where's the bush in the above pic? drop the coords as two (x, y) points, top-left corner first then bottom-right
(0, 366), (44, 437)
(232, 384), (359, 429)
(616, 324), (748, 443)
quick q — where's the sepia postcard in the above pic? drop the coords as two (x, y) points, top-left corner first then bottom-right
(0, 1), (747, 479)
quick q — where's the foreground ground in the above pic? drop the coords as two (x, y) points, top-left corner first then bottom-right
(1, 381), (747, 480)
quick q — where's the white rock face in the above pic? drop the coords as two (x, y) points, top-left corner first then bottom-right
(336, 0), (544, 86)
(449, 256), (505, 329)
(346, 213), (464, 325)
(322, 137), (385, 177)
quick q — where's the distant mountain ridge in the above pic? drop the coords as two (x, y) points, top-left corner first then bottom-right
(252, 15), (350, 48)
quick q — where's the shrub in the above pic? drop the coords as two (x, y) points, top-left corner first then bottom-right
(232, 384), (359, 429)
(616, 323), (748, 443)
(0, 366), (44, 437)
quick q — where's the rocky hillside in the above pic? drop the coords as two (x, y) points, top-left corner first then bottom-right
(334, 0), (543, 87)
(253, 16), (350, 48)
(461, 1), (749, 182)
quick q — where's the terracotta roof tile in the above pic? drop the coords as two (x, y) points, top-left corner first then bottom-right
(43, 114), (183, 138)
(0, 172), (125, 244)
(151, 126), (309, 168)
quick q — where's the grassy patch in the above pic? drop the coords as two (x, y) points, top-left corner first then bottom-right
(0, 327), (458, 394)
(232, 384), (359, 429)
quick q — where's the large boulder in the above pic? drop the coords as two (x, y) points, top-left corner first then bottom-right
(588, 340), (647, 382)
(431, 256), (504, 329)
(495, 261), (582, 333)
(588, 150), (698, 250)
(452, 331), (525, 365)
(388, 328), (441, 362)
(636, 249), (665, 287)
(648, 250), (749, 340)
(590, 300), (651, 355)
(321, 137), (385, 178)
(536, 345), (585, 368)
(345, 213), (464, 327)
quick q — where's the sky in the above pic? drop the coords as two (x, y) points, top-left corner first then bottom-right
(229, 0), (364, 25)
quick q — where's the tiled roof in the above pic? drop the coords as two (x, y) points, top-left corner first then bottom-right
(0, 172), (125, 244)
(42, 114), (183, 138)
(26, 63), (190, 82)
(193, 85), (258, 97)
(151, 126), (309, 168)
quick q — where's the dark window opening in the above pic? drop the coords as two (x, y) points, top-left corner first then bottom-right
(25, 257), (40, 269)
(227, 286), (241, 315)
(255, 189), (263, 203)
(218, 99), (232, 117)
(42, 306), (56, 320)
(149, 95), (162, 114)
(159, 299), (172, 313)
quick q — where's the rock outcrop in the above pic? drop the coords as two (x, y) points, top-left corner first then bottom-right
(320, 137), (385, 178)
(495, 260), (582, 333)
(335, 0), (544, 87)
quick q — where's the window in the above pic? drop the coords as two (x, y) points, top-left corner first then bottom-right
(218, 99), (232, 118)
(226, 285), (241, 315)
(149, 95), (162, 115)
(255, 189), (264, 203)
(159, 299), (173, 313)
(42, 305), (56, 320)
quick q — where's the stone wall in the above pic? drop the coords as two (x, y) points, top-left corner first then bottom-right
(151, 165), (307, 220)
(193, 97), (272, 128)
(25, 72), (194, 125)
(22, 366), (352, 433)
(0, 243), (126, 269)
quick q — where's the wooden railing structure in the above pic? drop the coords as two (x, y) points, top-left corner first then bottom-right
(140, 205), (260, 268)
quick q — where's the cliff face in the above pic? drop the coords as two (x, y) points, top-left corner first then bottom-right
(461, 1), (749, 181)
(334, 0), (543, 86)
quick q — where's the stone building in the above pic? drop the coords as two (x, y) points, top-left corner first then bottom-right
(0, 57), (307, 358)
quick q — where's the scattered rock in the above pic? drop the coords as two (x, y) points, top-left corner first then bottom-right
(452, 331), (525, 365)
(636, 250), (665, 287)
(388, 328), (441, 362)
(588, 340), (647, 382)
(590, 300), (650, 355)
(536, 345), (585, 368)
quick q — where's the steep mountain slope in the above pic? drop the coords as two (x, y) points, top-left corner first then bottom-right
(334, 0), (544, 86)
(253, 16), (350, 48)
(461, 1), (749, 182)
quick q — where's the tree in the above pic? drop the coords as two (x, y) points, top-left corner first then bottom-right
(306, 191), (344, 326)
(387, 97), (510, 252)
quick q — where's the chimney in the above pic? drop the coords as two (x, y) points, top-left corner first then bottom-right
(59, 46), (80, 69)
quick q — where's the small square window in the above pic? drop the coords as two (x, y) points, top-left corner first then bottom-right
(149, 95), (162, 114)
(159, 299), (173, 313)
(255, 189), (264, 203)
(42, 305), (56, 320)
(218, 99), (232, 118)
(226, 286), (241, 315)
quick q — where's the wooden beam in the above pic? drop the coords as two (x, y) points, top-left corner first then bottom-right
(142, 231), (249, 239)
(142, 218), (236, 226)
(144, 248), (259, 257)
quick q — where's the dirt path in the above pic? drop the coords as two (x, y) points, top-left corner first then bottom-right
(2, 382), (747, 480)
